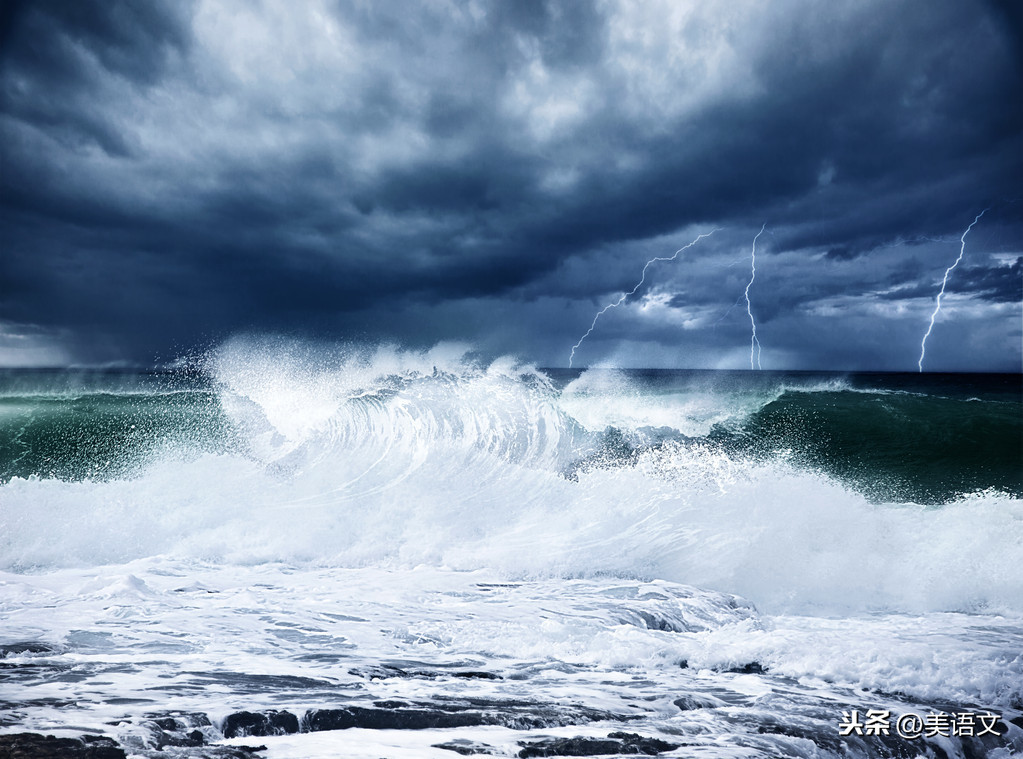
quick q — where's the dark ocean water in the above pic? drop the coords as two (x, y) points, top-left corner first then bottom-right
(703, 372), (1021, 504)
(4, 367), (1018, 505)
(0, 369), (229, 483)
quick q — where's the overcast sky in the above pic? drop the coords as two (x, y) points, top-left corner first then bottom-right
(1, 0), (1020, 371)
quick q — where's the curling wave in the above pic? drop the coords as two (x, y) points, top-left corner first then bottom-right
(0, 339), (1020, 616)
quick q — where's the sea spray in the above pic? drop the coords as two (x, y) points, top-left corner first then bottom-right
(1, 339), (1020, 615)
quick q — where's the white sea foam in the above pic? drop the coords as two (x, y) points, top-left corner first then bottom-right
(2, 342), (1022, 757)
(560, 368), (773, 437)
(1, 341), (1020, 617)
(1, 563), (1020, 754)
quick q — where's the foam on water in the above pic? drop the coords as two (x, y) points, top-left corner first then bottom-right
(1, 340), (1020, 616)
(560, 368), (776, 437)
(2, 562), (1021, 751)
(2, 341), (1022, 757)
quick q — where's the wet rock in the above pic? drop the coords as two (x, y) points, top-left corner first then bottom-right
(197, 748), (267, 759)
(307, 706), (485, 731)
(144, 723), (206, 749)
(172, 747), (267, 759)
(305, 699), (640, 733)
(141, 713), (214, 749)
(517, 737), (623, 757)
(147, 747), (267, 759)
(350, 664), (424, 679)
(0, 733), (125, 759)
(0, 642), (58, 658)
(221, 710), (300, 738)
(673, 695), (716, 711)
(2, 728), (268, 759)
(438, 697), (638, 728)
(725, 661), (767, 674)
(372, 699), (411, 709)
(350, 664), (501, 680)
(432, 739), (498, 755)
(756, 721), (843, 754)
(608, 732), (680, 754)
(517, 731), (680, 757)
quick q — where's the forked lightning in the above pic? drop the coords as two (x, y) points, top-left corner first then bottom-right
(917, 209), (988, 372)
(568, 230), (717, 368)
(745, 224), (767, 370)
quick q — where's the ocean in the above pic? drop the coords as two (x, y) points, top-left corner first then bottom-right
(1, 341), (1021, 758)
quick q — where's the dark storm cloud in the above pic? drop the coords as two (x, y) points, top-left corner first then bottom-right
(0, 0), (1020, 369)
(950, 258), (1023, 303)
(1, 0), (191, 156)
(896, 257), (1023, 306)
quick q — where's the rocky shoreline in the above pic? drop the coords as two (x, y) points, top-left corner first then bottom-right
(2, 694), (1020, 759)
(4, 574), (1023, 759)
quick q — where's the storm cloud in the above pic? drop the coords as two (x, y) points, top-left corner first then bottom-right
(1, 0), (1020, 370)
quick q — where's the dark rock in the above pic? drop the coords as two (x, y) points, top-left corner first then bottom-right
(156, 726), (205, 749)
(673, 695), (713, 711)
(350, 665), (501, 681)
(465, 697), (638, 726)
(307, 706), (486, 731)
(372, 699), (412, 709)
(607, 732), (681, 754)
(221, 710), (300, 738)
(304, 699), (640, 733)
(0, 733), (125, 759)
(726, 661), (766, 674)
(349, 664), (434, 680)
(640, 611), (686, 632)
(756, 721), (843, 753)
(517, 732), (680, 757)
(163, 746), (267, 759)
(142, 711), (211, 732)
(0, 642), (58, 658)
(202, 747), (267, 759)
(140, 714), (214, 749)
(517, 737), (622, 757)
(147, 726), (205, 749)
(432, 739), (498, 755)
(145, 713), (211, 730)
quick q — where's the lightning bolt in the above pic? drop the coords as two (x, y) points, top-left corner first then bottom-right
(917, 208), (988, 372)
(744, 224), (767, 370)
(568, 229), (717, 368)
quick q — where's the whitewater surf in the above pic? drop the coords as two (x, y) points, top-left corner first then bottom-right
(1, 340), (1021, 758)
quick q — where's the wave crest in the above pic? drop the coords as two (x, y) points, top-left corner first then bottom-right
(1, 339), (1021, 617)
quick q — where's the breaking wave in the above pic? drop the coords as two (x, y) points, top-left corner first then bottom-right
(1, 338), (1021, 615)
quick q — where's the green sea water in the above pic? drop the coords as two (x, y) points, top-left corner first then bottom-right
(1, 368), (1019, 506)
